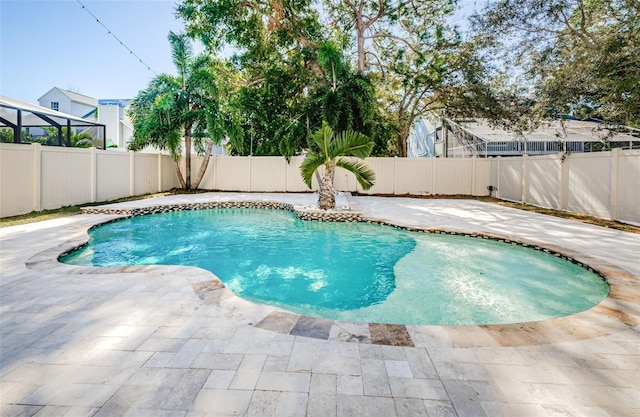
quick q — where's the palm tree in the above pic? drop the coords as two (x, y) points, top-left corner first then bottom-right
(38, 127), (96, 147)
(128, 31), (235, 190)
(300, 122), (375, 210)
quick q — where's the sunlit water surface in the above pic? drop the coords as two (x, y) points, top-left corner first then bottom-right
(62, 209), (609, 325)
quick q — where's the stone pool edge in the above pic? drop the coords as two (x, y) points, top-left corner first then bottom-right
(24, 200), (640, 349)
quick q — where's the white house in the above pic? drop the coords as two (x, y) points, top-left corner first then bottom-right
(38, 87), (98, 120)
(96, 99), (134, 149)
(35, 87), (228, 154)
(37, 87), (133, 149)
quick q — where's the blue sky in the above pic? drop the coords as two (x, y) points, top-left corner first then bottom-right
(1, 0), (480, 105)
(1, 0), (186, 103)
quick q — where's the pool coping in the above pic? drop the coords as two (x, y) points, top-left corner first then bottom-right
(25, 199), (640, 348)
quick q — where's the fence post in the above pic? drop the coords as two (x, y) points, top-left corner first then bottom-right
(496, 156), (501, 199)
(90, 147), (97, 203)
(559, 154), (569, 211)
(157, 153), (163, 192)
(471, 156), (477, 196)
(32, 143), (42, 212)
(248, 155), (252, 192)
(431, 157), (437, 195)
(393, 156), (398, 195)
(521, 154), (528, 204)
(129, 151), (135, 196)
(610, 148), (620, 220)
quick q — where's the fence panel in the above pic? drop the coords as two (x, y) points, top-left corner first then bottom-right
(358, 158), (395, 194)
(526, 155), (561, 209)
(473, 158), (492, 196)
(249, 157), (286, 191)
(41, 147), (91, 209)
(285, 157), (311, 192)
(134, 153), (160, 195)
(212, 156), (251, 191)
(0, 143), (34, 217)
(96, 151), (130, 202)
(497, 157), (522, 201)
(434, 158), (474, 195)
(616, 150), (640, 223)
(566, 152), (612, 219)
(395, 158), (432, 195)
(160, 155), (180, 190)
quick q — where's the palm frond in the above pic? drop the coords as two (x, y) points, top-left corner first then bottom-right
(168, 31), (192, 81)
(309, 122), (333, 159)
(329, 130), (374, 159)
(335, 157), (376, 190)
(299, 150), (326, 188)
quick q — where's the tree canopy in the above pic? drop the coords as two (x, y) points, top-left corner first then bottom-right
(166, 0), (639, 165)
(469, 0), (640, 128)
(128, 31), (237, 189)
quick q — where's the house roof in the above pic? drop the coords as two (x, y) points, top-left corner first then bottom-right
(453, 119), (638, 143)
(98, 99), (132, 107)
(0, 95), (104, 128)
(38, 87), (99, 107)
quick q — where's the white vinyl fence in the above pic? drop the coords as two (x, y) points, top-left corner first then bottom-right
(491, 149), (640, 224)
(0, 143), (179, 217)
(191, 155), (492, 196)
(2, 143), (639, 224)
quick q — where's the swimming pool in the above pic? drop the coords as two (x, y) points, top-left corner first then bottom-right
(62, 208), (609, 325)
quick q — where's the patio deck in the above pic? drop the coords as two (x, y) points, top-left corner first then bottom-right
(1, 193), (639, 417)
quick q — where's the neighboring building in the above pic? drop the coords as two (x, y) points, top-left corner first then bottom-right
(96, 99), (134, 149)
(37, 87), (132, 149)
(33, 87), (229, 154)
(39, 87), (98, 119)
(408, 115), (640, 158)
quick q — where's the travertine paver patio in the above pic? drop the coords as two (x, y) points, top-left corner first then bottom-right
(1, 192), (639, 417)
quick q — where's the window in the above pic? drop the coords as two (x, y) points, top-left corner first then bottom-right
(51, 102), (59, 111)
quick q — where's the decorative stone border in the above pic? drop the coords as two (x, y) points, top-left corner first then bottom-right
(81, 200), (363, 222)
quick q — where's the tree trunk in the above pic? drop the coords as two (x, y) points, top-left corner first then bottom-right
(317, 166), (336, 210)
(398, 130), (408, 157)
(192, 140), (214, 189)
(357, 23), (366, 71)
(184, 126), (192, 190)
(174, 161), (186, 189)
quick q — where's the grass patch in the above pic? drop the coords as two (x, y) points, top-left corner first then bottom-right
(0, 191), (175, 228)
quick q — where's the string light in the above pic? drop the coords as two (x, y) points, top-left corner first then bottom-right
(76, 0), (158, 76)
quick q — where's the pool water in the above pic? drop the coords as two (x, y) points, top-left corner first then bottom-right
(62, 208), (609, 325)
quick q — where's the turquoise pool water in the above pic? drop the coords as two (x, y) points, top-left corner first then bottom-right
(62, 208), (609, 325)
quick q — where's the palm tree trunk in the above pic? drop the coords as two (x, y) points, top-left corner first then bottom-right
(192, 140), (214, 189)
(174, 162), (186, 189)
(317, 167), (336, 210)
(184, 126), (192, 190)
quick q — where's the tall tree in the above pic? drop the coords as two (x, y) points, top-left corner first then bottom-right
(178, 0), (329, 158)
(305, 42), (376, 134)
(128, 32), (237, 189)
(322, 0), (461, 156)
(470, 0), (640, 127)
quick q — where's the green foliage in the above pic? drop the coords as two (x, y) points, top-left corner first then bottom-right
(28, 127), (98, 147)
(300, 122), (375, 190)
(0, 129), (32, 143)
(128, 31), (238, 189)
(306, 42), (376, 136)
(470, 0), (640, 127)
